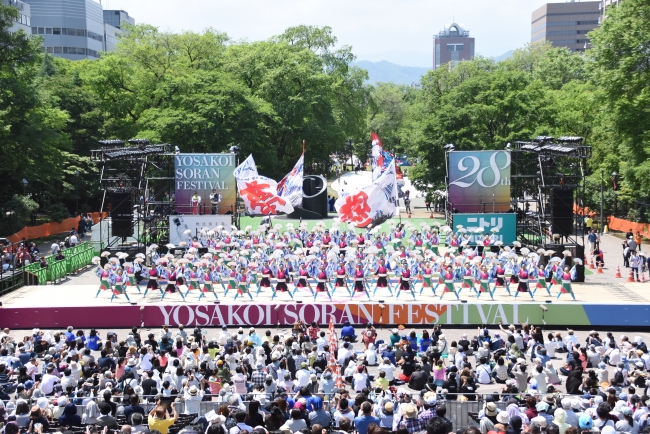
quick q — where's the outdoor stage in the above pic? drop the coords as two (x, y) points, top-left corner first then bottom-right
(1, 269), (648, 328)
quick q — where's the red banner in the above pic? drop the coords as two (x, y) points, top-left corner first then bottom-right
(7, 212), (106, 243)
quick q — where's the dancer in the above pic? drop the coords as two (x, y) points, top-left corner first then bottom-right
(234, 266), (253, 300)
(461, 263), (476, 294)
(198, 266), (218, 300)
(440, 265), (459, 300)
(333, 262), (351, 296)
(514, 261), (534, 300)
(352, 263), (370, 300)
(95, 263), (111, 297)
(420, 261), (435, 295)
(476, 265), (493, 300)
(272, 263), (293, 300)
(536, 264), (551, 296)
(143, 264), (162, 297)
(494, 261), (510, 295)
(557, 266), (577, 300)
(185, 265), (201, 298)
(374, 259), (392, 295)
(258, 261), (272, 295)
(395, 260), (415, 300)
(124, 263), (141, 293)
(111, 268), (131, 302)
(315, 264), (331, 301)
(294, 263), (314, 296)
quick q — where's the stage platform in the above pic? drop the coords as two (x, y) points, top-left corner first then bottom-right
(1, 267), (649, 328)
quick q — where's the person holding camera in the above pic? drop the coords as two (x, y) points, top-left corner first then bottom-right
(148, 400), (178, 434)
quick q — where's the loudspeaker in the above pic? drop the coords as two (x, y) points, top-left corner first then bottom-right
(550, 188), (573, 236)
(111, 193), (133, 220)
(111, 220), (132, 238)
(111, 193), (132, 238)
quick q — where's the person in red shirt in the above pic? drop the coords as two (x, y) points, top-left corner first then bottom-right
(307, 322), (320, 342)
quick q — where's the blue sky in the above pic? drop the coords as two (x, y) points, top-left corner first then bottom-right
(102, 0), (552, 67)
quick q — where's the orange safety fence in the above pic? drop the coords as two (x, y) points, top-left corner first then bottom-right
(6, 212), (106, 243)
(573, 204), (597, 217)
(608, 216), (650, 239)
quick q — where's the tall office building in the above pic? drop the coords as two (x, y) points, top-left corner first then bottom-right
(531, 1), (600, 52)
(2, 0), (31, 34)
(103, 10), (134, 52)
(24, 0), (134, 60)
(433, 23), (475, 70)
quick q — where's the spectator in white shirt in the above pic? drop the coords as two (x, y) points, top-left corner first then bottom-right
(476, 358), (492, 384)
(316, 332), (328, 353)
(295, 363), (311, 388)
(51, 242), (60, 255)
(41, 366), (60, 395)
(353, 365), (368, 392)
(378, 358), (396, 381)
(232, 367), (247, 395)
(564, 330), (578, 353)
(183, 385), (204, 415)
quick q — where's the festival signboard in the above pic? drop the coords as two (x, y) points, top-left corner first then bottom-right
(448, 150), (511, 212)
(174, 154), (236, 214)
(451, 213), (517, 245)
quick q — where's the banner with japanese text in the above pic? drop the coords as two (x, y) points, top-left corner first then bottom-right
(335, 161), (398, 227)
(234, 154), (294, 215)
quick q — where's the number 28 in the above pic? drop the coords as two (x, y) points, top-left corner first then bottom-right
(450, 151), (511, 188)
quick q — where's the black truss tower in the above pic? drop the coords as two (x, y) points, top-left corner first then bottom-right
(511, 136), (591, 255)
(91, 140), (173, 257)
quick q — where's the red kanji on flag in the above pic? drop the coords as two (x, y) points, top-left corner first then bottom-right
(339, 191), (372, 227)
(240, 180), (287, 215)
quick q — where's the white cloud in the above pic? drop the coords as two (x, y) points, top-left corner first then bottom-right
(102, 0), (549, 67)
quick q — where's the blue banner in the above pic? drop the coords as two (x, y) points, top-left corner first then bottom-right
(451, 213), (517, 245)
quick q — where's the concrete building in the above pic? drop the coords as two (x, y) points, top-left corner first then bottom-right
(600, 0), (624, 20)
(2, 0), (31, 34)
(433, 23), (474, 70)
(531, 1), (600, 52)
(24, 0), (133, 60)
(103, 9), (134, 52)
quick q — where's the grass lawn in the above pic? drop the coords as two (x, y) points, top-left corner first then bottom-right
(238, 215), (445, 237)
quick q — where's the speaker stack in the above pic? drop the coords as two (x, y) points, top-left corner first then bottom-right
(110, 192), (133, 238)
(550, 188), (573, 236)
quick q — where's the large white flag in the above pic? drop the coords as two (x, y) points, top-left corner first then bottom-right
(234, 154), (294, 215)
(277, 153), (304, 208)
(335, 161), (398, 227)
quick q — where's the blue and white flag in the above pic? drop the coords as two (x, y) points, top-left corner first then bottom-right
(277, 153), (304, 208)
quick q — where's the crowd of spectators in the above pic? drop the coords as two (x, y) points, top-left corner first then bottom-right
(0, 323), (649, 434)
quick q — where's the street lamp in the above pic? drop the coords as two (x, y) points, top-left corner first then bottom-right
(21, 178), (28, 196)
(611, 171), (618, 217)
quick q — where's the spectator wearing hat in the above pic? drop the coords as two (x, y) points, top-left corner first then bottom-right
(399, 403), (426, 434)
(353, 364), (369, 392)
(28, 405), (49, 432)
(183, 385), (204, 414)
(481, 402), (499, 434)
(578, 414), (593, 432)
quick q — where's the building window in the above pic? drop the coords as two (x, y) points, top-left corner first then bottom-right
(446, 44), (454, 51)
(38, 27), (44, 34)
(45, 28), (52, 34)
(63, 47), (68, 54)
(46, 47), (53, 53)
(54, 47), (62, 54)
(451, 51), (460, 61)
(32, 27), (37, 34)
(61, 28), (67, 35)
(77, 29), (85, 36)
(68, 28), (75, 36)
(53, 28), (61, 35)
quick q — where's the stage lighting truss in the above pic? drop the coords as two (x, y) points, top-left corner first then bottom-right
(91, 141), (170, 162)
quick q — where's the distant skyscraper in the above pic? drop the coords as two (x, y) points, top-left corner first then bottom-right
(433, 23), (475, 70)
(23, 0), (134, 60)
(531, 1), (600, 52)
